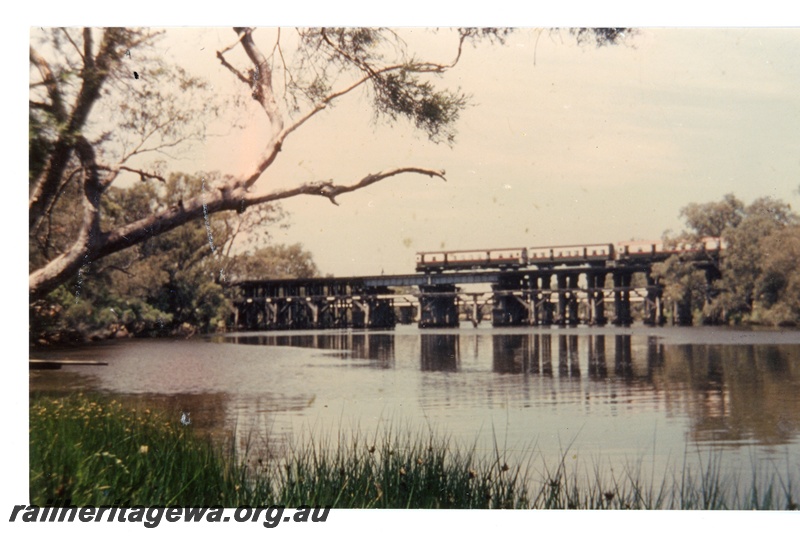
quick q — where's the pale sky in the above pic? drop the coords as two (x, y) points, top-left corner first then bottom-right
(147, 26), (800, 277)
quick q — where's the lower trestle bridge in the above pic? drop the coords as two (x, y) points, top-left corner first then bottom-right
(233, 257), (720, 331)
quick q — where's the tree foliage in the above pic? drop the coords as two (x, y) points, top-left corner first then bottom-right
(228, 244), (321, 282)
(29, 27), (629, 303)
(29, 27), (630, 343)
(754, 225), (800, 325)
(679, 193), (745, 238)
(27, 27), (478, 301)
(652, 255), (708, 312)
(720, 197), (797, 318)
(30, 173), (317, 342)
(655, 193), (800, 326)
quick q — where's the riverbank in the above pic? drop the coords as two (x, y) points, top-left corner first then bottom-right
(29, 321), (203, 348)
(30, 393), (798, 509)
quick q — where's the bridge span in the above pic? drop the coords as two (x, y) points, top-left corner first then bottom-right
(232, 254), (721, 331)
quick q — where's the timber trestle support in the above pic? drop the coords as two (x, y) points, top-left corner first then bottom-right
(232, 262), (716, 331)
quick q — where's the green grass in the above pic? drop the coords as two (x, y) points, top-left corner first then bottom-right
(269, 425), (531, 508)
(29, 393), (799, 509)
(29, 393), (256, 506)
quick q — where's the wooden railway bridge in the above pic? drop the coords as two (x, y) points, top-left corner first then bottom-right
(232, 254), (721, 331)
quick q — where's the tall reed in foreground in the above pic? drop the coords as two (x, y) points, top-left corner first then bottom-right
(270, 424), (531, 508)
(29, 393), (799, 509)
(29, 393), (258, 506)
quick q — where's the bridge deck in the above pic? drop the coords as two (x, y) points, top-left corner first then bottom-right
(235, 264), (652, 292)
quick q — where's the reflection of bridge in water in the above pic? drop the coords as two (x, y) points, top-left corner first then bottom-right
(234, 252), (721, 331)
(225, 331), (800, 446)
(227, 332), (664, 379)
(420, 333), (653, 377)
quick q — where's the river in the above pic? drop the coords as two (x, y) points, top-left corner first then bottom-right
(30, 325), (800, 489)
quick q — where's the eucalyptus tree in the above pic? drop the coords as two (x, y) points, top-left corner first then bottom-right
(720, 196), (798, 320)
(655, 193), (799, 325)
(755, 224), (800, 325)
(29, 27), (628, 303)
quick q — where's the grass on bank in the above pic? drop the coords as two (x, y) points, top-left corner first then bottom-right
(29, 393), (799, 509)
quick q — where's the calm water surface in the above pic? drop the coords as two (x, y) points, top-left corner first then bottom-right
(30, 325), (800, 481)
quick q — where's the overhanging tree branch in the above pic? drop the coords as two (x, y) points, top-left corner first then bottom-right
(31, 27), (626, 306)
(30, 135), (103, 301)
(99, 165), (167, 188)
(29, 166), (445, 301)
(30, 28), (478, 302)
(243, 167), (446, 207)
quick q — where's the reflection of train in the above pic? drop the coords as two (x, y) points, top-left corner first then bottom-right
(415, 237), (724, 272)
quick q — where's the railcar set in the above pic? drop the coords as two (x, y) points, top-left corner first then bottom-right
(415, 237), (724, 272)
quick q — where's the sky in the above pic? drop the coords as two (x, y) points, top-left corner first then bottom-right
(143, 26), (800, 277)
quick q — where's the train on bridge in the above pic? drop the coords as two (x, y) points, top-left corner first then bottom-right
(234, 237), (726, 332)
(415, 237), (724, 272)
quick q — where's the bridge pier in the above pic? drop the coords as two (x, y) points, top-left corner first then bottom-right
(526, 279), (539, 326)
(329, 298), (350, 328)
(537, 274), (555, 326)
(306, 299), (321, 327)
(571, 274), (581, 325)
(555, 274), (580, 326)
(490, 273), (534, 327)
(492, 288), (529, 327)
(352, 294), (395, 329)
(587, 272), (608, 326)
(612, 272), (633, 326)
(556, 274), (568, 326)
(397, 304), (416, 324)
(304, 295), (333, 329)
(279, 298), (309, 329)
(239, 298), (265, 330)
(305, 297), (345, 329)
(643, 274), (666, 326)
(418, 285), (459, 328)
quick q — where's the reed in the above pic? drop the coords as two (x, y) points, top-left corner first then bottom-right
(29, 393), (799, 509)
(29, 393), (255, 506)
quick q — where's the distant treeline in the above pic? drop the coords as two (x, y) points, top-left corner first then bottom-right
(653, 193), (800, 327)
(30, 174), (320, 346)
